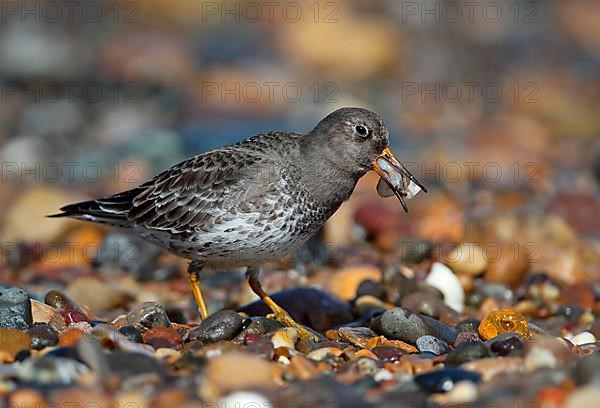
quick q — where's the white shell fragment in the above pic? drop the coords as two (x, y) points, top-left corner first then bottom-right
(425, 262), (465, 313)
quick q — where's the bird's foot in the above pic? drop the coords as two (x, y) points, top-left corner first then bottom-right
(263, 297), (318, 342)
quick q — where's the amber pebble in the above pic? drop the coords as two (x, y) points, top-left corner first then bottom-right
(478, 309), (530, 340)
(377, 338), (419, 353)
(58, 328), (86, 347)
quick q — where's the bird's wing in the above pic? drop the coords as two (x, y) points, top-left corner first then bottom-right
(126, 147), (272, 232)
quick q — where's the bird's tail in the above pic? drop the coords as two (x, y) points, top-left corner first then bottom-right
(47, 188), (142, 227)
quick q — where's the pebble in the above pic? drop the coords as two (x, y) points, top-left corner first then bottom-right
(478, 309), (530, 340)
(219, 391), (272, 408)
(44, 290), (79, 311)
(416, 335), (451, 355)
(18, 356), (89, 386)
(488, 332), (525, 356)
(565, 386), (600, 408)
(425, 263), (465, 312)
(415, 368), (481, 392)
(27, 324), (59, 350)
(371, 346), (407, 362)
(0, 285), (33, 329)
(445, 342), (492, 365)
(65, 276), (123, 311)
(401, 291), (446, 317)
(371, 307), (433, 344)
(237, 287), (352, 332)
(189, 310), (243, 344)
(271, 328), (298, 349)
(106, 351), (165, 379)
(0, 328), (32, 359)
(201, 352), (280, 400)
(338, 327), (378, 348)
(454, 332), (482, 347)
(353, 295), (387, 316)
(118, 325), (144, 343)
(326, 265), (381, 300)
(142, 327), (182, 349)
(573, 352), (600, 386)
(1, 187), (74, 242)
(444, 243), (488, 276)
(484, 242), (530, 286)
(30, 300), (57, 324)
(461, 357), (524, 381)
(525, 346), (558, 371)
(126, 302), (171, 329)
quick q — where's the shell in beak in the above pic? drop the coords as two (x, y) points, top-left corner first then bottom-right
(373, 147), (427, 212)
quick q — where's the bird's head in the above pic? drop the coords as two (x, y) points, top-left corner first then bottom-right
(309, 107), (427, 211)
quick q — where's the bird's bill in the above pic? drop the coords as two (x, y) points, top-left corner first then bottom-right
(373, 147), (428, 212)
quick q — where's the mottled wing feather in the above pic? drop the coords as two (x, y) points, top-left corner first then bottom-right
(126, 148), (268, 233)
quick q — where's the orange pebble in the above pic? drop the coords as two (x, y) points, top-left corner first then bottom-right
(478, 309), (530, 340)
(58, 328), (86, 347)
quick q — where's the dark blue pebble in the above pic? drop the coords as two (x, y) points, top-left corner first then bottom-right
(415, 368), (481, 392)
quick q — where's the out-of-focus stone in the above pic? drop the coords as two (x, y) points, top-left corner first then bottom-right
(65, 276), (123, 312)
(326, 265), (381, 301)
(142, 327), (182, 349)
(201, 352), (281, 400)
(484, 242), (530, 286)
(444, 243), (488, 276)
(0, 328), (31, 360)
(2, 187), (76, 242)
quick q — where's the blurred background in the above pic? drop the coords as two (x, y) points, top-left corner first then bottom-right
(1, 0), (599, 310)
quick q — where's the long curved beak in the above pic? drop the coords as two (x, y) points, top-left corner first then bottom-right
(373, 147), (427, 212)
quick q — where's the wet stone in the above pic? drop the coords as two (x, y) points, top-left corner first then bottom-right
(118, 325), (143, 343)
(142, 327), (182, 349)
(416, 335), (450, 355)
(489, 332), (525, 356)
(445, 342), (492, 365)
(44, 290), (79, 311)
(27, 323), (59, 350)
(126, 302), (171, 329)
(237, 287), (353, 332)
(233, 317), (284, 343)
(415, 367), (481, 393)
(189, 310), (243, 344)
(370, 307), (432, 344)
(371, 346), (407, 362)
(0, 285), (33, 329)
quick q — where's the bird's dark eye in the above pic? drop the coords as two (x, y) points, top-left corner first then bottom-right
(354, 125), (369, 138)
